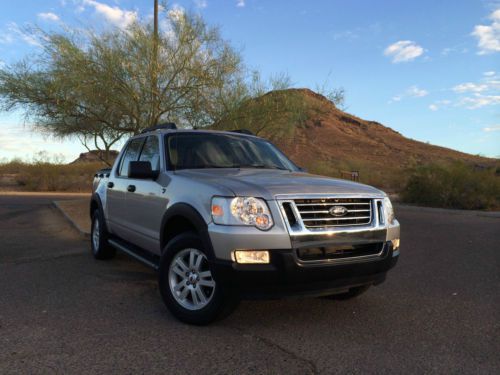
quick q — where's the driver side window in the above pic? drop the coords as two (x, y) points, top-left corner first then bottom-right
(139, 136), (160, 172)
(118, 138), (145, 177)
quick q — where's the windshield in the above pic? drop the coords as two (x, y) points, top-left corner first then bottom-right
(166, 133), (298, 171)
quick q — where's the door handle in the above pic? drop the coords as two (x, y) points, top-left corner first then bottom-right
(107, 181), (114, 188)
(127, 185), (136, 192)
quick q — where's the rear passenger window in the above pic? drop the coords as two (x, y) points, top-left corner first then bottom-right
(139, 136), (160, 172)
(118, 138), (145, 177)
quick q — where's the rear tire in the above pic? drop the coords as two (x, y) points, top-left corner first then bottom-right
(159, 231), (239, 325)
(323, 285), (371, 300)
(90, 209), (116, 260)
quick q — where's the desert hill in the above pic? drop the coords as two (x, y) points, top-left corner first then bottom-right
(70, 150), (118, 164)
(214, 89), (498, 189)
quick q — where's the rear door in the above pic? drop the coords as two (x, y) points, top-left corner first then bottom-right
(106, 137), (145, 238)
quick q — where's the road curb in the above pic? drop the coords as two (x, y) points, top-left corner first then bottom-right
(52, 201), (91, 238)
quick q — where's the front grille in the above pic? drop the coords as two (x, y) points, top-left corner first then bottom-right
(297, 242), (384, 261)
(293, 198), (372, 229)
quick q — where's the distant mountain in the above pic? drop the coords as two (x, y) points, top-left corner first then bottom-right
(70, 150), (119, 164)
(215, 89), (498, 189)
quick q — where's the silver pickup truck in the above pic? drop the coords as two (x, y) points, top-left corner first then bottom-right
(91, 123), (400, 325)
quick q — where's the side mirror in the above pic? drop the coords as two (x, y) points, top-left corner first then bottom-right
(128, 161), (159, 179)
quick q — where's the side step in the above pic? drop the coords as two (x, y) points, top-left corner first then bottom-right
(108, 238), (160, 270)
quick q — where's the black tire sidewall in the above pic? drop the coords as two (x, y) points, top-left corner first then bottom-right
(91, 209), (115, 259)
(159, 231), (237, 325)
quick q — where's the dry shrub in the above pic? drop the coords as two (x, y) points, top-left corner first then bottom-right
(0, 161), (104, 192)
(402, 162), (500, 210)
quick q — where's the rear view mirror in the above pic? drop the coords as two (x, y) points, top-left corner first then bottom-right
(128, 161), (158, 179)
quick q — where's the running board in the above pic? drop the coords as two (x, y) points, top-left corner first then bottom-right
(108, 238), (160, 270)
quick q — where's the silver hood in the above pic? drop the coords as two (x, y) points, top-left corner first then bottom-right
(174, 169), (386, 200)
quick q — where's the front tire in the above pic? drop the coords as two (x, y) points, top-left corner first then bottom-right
(90, 209), (116, 260)
(159, 232), (239, 325)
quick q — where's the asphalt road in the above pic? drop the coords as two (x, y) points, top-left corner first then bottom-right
(0, 194), (499, 374)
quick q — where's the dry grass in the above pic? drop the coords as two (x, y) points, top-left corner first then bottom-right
(0, 161), (104, 192)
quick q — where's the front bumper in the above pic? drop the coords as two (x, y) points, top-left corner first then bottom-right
(211, 241), (399, 299)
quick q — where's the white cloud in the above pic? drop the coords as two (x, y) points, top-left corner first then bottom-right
(472, 8), (500, 54)
(0, 32), (14, 44)
(451, 72), (500, 110)
(453, 73), (500, 94)
(37, 12), (60, 22)
(81, 0), (137, 29)
(195, 0), (208, 8)
(453, 82), (490, 93)
(236, 0), (245, 7)
(460, 94), (500, 109)
(406, 85), (429, 97)
(390, 85), (428, 103)
(483, 125), (500, 132)
(384, 40), (424, 63)
(441, 46), (468, 56)
(332, 30), (358, 41)
(2, 22), (41, 47)
(427, 99), (452, 111)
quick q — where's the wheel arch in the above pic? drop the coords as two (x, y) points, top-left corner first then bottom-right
(90, 194), (110, 232)
(160, 203), (215, 259)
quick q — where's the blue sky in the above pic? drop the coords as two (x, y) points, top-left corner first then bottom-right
(0, 0), (499, 161)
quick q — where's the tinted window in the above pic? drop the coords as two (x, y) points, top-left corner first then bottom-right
(139, 136), (160, 172)
(118, 138), (145, 176)
(167, 133), (298, 171)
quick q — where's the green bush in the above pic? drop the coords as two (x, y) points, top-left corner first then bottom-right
(402, 162), (500, 210)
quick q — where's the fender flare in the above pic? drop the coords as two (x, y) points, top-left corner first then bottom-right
(160, 203), (215, 259)
(90, 193), (110, 233)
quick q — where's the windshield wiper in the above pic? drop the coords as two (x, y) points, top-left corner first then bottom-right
(186, 164), (241, 169)
(239, 164), (290, 171)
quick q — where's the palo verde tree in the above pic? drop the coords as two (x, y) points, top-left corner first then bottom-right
(0, 5), (345, 163)
(0, 7), (246, 163)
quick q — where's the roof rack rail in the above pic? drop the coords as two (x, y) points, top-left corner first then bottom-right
(230, 129), (254, 135)
(141, 122), (177, 134)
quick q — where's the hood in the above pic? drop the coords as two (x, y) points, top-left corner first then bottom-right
(174, 169), (385, 200)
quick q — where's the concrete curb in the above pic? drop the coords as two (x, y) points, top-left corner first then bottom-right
(52, 201), (91, 238)
(395, 203), (500, 218)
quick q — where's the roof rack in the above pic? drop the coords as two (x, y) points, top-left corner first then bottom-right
(230, 129), (254, 135)
(141, 122), (177, 134)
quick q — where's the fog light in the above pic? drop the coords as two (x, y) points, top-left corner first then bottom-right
(234, 250), (270, 264)
(391, 238), (400, 250)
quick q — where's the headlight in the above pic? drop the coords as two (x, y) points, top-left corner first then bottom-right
(211, 196), (273, 230)
(383, 196), (395, 224)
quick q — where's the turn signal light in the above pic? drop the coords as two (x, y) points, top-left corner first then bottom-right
(391, 238), (400, 250)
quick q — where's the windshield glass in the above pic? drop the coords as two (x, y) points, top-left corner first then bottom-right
(166, 133), (298, 171)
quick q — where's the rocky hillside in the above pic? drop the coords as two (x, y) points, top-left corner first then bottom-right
(70, 150), (118, 165)
(215, 89), (498, 189)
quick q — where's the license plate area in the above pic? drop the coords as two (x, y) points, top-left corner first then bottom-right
(296, 242), (384, 262)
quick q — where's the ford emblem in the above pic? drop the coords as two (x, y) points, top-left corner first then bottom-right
(329, 206), (348, 217)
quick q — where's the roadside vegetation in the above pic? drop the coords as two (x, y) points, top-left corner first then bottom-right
(0, 159), (103, 192)
(402, 162), (500, 210)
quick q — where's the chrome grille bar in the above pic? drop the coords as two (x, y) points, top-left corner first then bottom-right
(292, 198), (373, 230)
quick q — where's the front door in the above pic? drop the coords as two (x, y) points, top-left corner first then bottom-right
(106, 137), (145, 239)
(121, 135), (166, 255)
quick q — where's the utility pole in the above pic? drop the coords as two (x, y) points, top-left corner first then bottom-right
(154, 0), (158, 43)
(152, 0), (159, 125)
